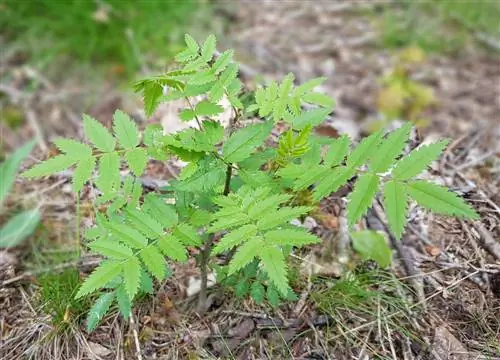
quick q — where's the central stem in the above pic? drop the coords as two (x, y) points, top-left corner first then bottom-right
(197, 105), (238, 313)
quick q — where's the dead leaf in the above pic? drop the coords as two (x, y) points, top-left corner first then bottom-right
(228, 318), (255, 338)
(424, 245), (441, 257)
(318, 213), (339, 230)
(87, 341), (111, 358)
(432, 326), (470, 360)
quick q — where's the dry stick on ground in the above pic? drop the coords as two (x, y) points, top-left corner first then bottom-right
(473, 221), (500, 260)
(129, 312), (143, 360)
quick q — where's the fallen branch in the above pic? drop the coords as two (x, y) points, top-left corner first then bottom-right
(473, 221), (500, 260)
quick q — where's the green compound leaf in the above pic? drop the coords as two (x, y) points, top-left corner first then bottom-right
(96, 152), (120, 193)
(223, 121), (273, 163)
(260, 246), (288, 296)
(175, 158), (226, 192)
(312, 166), (355, 201)
(263, 228), (321, 247)
(383, 180), (408, 240)
(76, 260), (122, 298)
(247, 194), (292, 220)
(213, 49), (234, 74)
(143, 81), (164, 118)
(208, 212), (250, 233)
(123, 257), (141, 300)
(139, 269), (154, 294)
(212, 224), (258, 255)
(140, 245), (166, 281)
(54, 138), (92, 159)
(228, 236), (264, 275)
(83, 114), (116, 153)
(88, 238), (133, 259)
(22, 154), (76, 179)
(124, 207), (164, 239)
(158, 234), (188, 262)
(370, 123), (412, 173)
(201, 34), (216, 62)
(125, 147), (148, 176)
(257, 206), (312, 230)
(113, 110), (139, 150)
(392, 140), (450, 180)
(346, 130), (384, 168)
(86, 292), (115, 332)
(292, 165), (330, 191)
(406, 180), (479, 219)
(116, 285), (132, 319)
(173, 223), (202, 246)
(295, 77), (327, 95)
(184, 33), (199, 53)
(106, 222), (148, 249)
(143, 193), (179, 229)
(195, 100), (224, 116)
(324, 135), (350, 167)
(346, 173), (379, 227)
(250, 282), (265, 304)
(301, 92), (335, 108)
(73, 156), (96, 193)
(351, 231), (392, 268)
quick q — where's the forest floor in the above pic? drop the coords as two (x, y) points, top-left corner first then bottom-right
(1, 2), (499, 359)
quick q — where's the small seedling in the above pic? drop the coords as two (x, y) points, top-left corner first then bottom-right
(22, 34), (478, 331)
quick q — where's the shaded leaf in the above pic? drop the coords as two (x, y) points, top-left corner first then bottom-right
(352, 231), (392, 268)
(76, 260), (122, 298)
(86, 292), (115, 332)
(223, 122), (273, 163)
(125, 148), (148, 176)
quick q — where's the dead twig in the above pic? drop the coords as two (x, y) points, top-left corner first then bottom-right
(472, 221), (500, 260)
(129, 312), (143, 360)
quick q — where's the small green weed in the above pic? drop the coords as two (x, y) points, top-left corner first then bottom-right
(38, 268), (91, 333)
(312, 264), (421, 351)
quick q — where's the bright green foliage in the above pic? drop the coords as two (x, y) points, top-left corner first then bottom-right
(346, 173), (380, 227)
(369, 123), (412, 173)
(406, 180), (479, 219)
(392, 140), (450, 180)
(223, 122), (273, 163)
(83, 114), (115, 152)
(113, 110), (140, 150)
(249, 74), (334, 122)
(208, 186), (319, 295)
(21, 34), (479, 331)
(383, 181), (408, 240)
(86, 292), (114, 332)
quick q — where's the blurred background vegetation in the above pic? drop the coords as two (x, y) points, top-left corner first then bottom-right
(0, 1), (499, 357)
